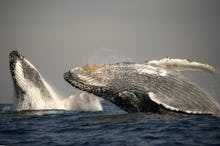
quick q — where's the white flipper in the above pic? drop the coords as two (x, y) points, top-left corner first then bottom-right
(144, 58), (220, 115)
(146, 58), (216, 73)
(148, 92), (209, 114)
(147, 86), (220, 115)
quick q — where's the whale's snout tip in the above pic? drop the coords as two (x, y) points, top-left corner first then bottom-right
(63, 70), (80, 84)
(10, 50), (19, 57)
(9, 50), (22, 62)
(63, 71), (70, 80)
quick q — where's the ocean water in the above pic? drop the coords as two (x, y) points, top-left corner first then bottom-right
(0, 101), (220, 146)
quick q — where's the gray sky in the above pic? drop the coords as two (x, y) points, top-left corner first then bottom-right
(0, 0), (220, 103)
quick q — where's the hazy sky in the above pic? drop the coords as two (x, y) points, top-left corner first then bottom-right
(0, 0), (220, 103)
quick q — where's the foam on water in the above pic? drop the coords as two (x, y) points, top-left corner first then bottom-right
(63, 93), (103, 111)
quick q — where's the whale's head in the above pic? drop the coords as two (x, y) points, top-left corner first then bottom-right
(9, 51), (42, 95)
(64, 64), (117, 97)
(9, 50), (55, 109)
(64, 63), (141, 101)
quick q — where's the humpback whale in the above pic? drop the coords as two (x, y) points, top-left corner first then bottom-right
(64, 59), (220, 115)
(9, 50), (102, 111)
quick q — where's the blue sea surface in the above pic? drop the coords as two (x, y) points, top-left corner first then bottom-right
(0, 102), (220, 146)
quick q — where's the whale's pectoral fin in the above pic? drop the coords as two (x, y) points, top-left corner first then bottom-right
(146, 89), (220, 115)
(146, 58), (216, 73)
(147, 91), (191, 114)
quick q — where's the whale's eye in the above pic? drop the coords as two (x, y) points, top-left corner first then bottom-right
(82, 64), (104, 74)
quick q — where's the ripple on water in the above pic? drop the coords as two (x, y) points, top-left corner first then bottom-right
(0, 104), (220, 146)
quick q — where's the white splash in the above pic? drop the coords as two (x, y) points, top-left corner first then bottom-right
(147, 58), (216, 73)
(63, 93), (103, 111)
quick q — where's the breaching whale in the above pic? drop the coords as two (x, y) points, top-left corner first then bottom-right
(64, 58), (220, 115)
(9, 50), (102, 111)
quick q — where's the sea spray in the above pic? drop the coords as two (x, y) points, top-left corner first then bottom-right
(85, 47), (133, 64)
(63, 93), (103, 111)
